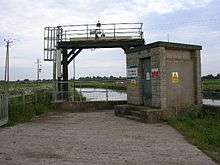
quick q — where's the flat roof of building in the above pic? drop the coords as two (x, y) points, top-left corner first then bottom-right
(127, 41), (202, 53)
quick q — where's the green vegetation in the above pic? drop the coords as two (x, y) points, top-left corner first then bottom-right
(78, 76), (126, 81)
(168, 106), (220, 163)
(7, 90), (52, 126)
(68, 88), (86, 101)
(0, 81), (54, 126)
(202, 80), (220, 92)
(0, 81), (53, 95)
(0, 77), (218, 93)
(72, 80), (127, 91)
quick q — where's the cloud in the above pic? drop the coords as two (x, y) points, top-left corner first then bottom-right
(0, 0), (216, 80)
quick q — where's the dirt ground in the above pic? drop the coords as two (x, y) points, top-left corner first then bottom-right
(0, 110), (217, 165)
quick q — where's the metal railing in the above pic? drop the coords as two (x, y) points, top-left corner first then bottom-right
(51, 89), (127, 102)
(44, 22), (143, 61)
(0, 94), (8, 126)
(78, 89), (127, 102)
(202, 91), (220, 100)
(60, 22), (143, 41)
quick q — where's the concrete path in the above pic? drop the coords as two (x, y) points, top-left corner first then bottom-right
(0, 110), (217, 165)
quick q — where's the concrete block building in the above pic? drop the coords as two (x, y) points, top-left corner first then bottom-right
(126, 41), (202, 110)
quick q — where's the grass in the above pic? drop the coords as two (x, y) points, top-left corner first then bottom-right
(203, 80), (220, 92)
(71, 80), (126, 91)
(8, 102), (51, 126)
(0, 79), (219, 93)
(168, 106), (220, 163)
(7, 90), (52, 126)
(0, 81), (53, 95)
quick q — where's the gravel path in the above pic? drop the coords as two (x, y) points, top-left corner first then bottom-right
(0, 110), (217, 165)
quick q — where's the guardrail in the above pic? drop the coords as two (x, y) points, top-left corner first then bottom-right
(0, 90), (52, 126)
(202, 91), (220, 100)
(51, 89), (127, 102)
(44, 22), (143, 61)
(0, 94), (8, 126)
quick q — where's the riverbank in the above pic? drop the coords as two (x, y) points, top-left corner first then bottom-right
(71, 81), (127, 91)
(168, 107), (220, 164)
(71, 80), (220, 93)
(1, 79), (219, 93)
(203, 80), (220, 92)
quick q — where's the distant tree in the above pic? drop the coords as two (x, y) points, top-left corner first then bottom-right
(77, 76), (126, 81)
(202, 74), (215, 80)
(216, 74), (220, 79)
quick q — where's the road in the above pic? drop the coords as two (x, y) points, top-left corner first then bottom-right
(0, 110), (217, 165)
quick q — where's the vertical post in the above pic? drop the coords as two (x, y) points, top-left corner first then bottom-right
(22, 92), (25, 111)
(56, 49), (62, 100)
(86, 24), (89, 40)
(44, 28), (46, 60)
(140, 23), (143, 39)
(35, 90), (38, 104)
(36, 59), (41, 81)
(4, 40), (12, 94)
(62, 49), (68, 100)
(50, 29), (53, 59)
(6, 95), (8, 123)
(47, 28), (50, 60)
(79, 86), (82, 101)
(106, 89), (108, 102)
(113, 24), (116, 39)
(53, 49), (57, 101)
(73, 59), (76, 101)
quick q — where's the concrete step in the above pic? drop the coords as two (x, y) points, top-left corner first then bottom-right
(114, 104), (164, 123)
(124, 115), (143, 123)
(130, 110), (143, 118)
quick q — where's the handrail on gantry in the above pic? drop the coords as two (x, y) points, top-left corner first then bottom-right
(45, 22), (143, 28)
(44, 22), (143, 41)
(44, 22), (144, 61)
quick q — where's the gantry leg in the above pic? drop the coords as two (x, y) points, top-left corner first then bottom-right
(62, 49), (68, 100)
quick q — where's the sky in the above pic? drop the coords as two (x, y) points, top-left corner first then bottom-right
(0, 0), (219, 80)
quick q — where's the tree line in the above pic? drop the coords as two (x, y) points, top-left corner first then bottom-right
(202, 74), (220, 80)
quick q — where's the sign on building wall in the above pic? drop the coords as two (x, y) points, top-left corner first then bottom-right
(171, 72), (180, 84)
(151, 68), (159, 78)
(130, 79), (138, 88)
(127, 66), (138, 79)
(146, 72), (151, 80)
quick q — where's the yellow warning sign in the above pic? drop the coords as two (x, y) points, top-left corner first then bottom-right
(130, 79), (138, 88)
(171, 72), (179, 84)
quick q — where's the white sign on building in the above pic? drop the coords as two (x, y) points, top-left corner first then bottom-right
(127, 67), (138, 79)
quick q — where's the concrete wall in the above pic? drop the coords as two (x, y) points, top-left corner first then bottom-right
(126, 47), (166, 108)
(54, 101), (127, 112)
(166, 49), (195, 108)
(126, 41), (202, 110)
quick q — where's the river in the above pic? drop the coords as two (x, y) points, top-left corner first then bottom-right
(76, 88), (127, 101)
(77, 88), (220, 106)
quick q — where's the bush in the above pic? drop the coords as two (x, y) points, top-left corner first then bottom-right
(7, 91), (52, 126)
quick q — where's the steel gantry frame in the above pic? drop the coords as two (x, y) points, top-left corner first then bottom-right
(44, 22), (145, 101)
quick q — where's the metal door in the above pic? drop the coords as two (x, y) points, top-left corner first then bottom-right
(142, 58), (152, 106)
(0, 94), (8, 126)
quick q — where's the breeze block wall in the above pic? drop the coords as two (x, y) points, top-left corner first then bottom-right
(126, 41), (202, 109)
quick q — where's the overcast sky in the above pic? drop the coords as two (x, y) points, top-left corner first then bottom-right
(0, 0), (219, 80)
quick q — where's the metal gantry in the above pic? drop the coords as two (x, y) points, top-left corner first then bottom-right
(44, 22), (143, 61)
(43, 22), (144, 101)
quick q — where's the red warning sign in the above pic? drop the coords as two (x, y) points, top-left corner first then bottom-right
(151, 68), (159, 78)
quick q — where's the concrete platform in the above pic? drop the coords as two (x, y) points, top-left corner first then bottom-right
(114, 104), (164, 123)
